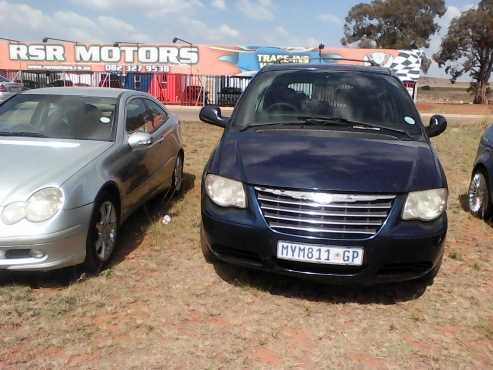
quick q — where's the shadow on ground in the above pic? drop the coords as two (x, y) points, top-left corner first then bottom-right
(213, 262), (429, 304)
(459, 193), (469, 212)
(112, 172), (195, 266)
(0, 173), (195, 289)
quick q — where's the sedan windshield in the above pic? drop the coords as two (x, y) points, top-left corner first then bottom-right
(234, 70), (422, 136)
(0, 94), (117, 141)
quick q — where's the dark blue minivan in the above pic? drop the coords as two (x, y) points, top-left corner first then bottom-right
(200, 64), (448, 285)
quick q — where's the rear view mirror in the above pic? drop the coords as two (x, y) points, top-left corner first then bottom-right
(128, 132), (152, 148)
(199, 105), (229, 128)
(427, 115), (447, 138)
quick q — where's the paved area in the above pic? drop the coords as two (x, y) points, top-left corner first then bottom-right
(168, 105), (491, 125)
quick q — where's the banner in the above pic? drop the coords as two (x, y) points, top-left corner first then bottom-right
(0, 41), (422, 82)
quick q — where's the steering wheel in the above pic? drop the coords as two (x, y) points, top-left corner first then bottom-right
(266, 102), (298, 114)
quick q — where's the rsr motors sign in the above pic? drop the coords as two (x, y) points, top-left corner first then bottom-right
(8, 44), (199, 64)
(0, 41), (423, 81)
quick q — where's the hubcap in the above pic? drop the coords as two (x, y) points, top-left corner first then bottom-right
(94, 201), (117, 261)
(469, 173), (487, 213)
(174, 156), (183, 191)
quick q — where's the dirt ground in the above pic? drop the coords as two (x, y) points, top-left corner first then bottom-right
(1, 120), (493, 369)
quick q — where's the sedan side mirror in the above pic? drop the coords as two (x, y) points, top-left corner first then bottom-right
(427, 115), (447, 138)
(128, 132), (152, 148)
(199, 104), (229, 128)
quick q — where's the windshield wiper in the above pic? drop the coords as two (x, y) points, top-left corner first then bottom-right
(241, 121), (306, 131)
(297, 116), (413, 139)
(0, 131), (47, 138)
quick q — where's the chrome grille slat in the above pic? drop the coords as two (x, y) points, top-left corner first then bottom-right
(263, 213), (383, 226)
(260, 204), (388, 217)
(268, 223), (376, 235)
(255, 187), (395, 240)
(257, 195), (393, 209)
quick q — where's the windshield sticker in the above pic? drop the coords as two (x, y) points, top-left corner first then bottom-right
(404, 116), (416, 125)
(100, 117), (111, 124)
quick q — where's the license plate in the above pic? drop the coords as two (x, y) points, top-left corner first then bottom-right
(277, 241), (364, 266)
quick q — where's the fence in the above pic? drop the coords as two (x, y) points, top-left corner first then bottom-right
(0, 70), (253, 107)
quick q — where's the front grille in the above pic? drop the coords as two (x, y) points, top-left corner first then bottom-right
(255, 187), (395, 240)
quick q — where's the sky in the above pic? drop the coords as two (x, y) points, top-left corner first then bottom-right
(0, 0), (479, 78)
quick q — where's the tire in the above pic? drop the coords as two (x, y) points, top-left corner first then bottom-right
(172, 153), (184, 195)
(83, 192), (120, 273)
(468, 169), (491, 219)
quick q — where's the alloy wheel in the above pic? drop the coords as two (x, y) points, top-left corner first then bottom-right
(174, 155), (184, 193)
(94, 200), (118, 261)
(469, 172), (488, 215)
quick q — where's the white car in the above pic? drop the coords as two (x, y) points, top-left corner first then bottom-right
(0, 76), (24, 103)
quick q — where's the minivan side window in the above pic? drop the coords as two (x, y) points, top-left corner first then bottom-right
(144, 100), (168, 134)
(126, 98), (147, 133)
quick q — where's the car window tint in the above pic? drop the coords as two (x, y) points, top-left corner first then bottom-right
(126, 98), (147, 133)
(235, 70), (422, 135)
(144, 100), (168, 134)
(0, 100), (39, 126)
(0, 94), (117, 141)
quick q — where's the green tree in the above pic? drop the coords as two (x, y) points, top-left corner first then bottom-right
(434, 1), (493, 104)
(341, 0), (446, 72)
(341, 0), (446, 49)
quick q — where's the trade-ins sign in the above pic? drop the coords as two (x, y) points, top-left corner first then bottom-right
(0, 41), (423, 82)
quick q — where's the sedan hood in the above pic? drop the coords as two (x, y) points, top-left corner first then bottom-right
(0, 138), (112, 205)
(213, 129), (445, 193)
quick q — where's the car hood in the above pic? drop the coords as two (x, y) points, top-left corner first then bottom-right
(212, 129), (445, 193)
(0, 138), (112, 205)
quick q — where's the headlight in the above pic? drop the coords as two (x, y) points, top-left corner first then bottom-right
(205, 174), (246, 208)
(1, 187), (64, 225)
(1, 202), (26, 225)
(402, 188), (447, 221)
(26, 187), (64, 222)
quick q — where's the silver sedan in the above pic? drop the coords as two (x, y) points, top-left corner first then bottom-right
(0, 75), (23, 103)
(0, 87), (184, 272)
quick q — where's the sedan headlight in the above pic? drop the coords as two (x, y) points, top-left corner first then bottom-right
(205, 174), (246, 208)
(1, 202), (27, 225)
(1, 187), (64, 225)
(402, 188), (448, 221)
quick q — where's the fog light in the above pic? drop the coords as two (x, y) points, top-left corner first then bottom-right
(29, 250), (45, 259)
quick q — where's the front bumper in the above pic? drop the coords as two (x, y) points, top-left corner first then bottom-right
(201, 187), (447, 285)
(0, 204), (93, 271)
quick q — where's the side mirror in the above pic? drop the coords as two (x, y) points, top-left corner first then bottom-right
(128, 131), (152, 148)
(199, 104), (229, 128)
(427, 115), (447, 138)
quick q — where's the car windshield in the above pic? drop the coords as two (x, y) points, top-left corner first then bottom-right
(234, 70), (422, 135)
(0, 94), (117, 141)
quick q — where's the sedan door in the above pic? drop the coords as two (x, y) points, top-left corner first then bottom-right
(122, 97), (165, 211)
(143, 99), (177, 190)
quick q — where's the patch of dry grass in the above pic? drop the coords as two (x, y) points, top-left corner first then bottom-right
(0, 121), (492, 369)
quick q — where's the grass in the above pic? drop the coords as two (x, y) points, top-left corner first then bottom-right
(0, 120), (493, 369)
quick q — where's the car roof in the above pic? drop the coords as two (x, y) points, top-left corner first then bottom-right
(22, 87), (145, 98)
(259, 63), (392, 75)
